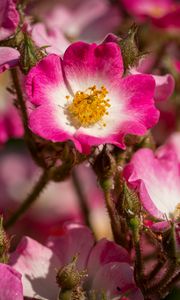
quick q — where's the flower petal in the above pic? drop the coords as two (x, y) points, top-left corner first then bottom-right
(0, 47), (20, 72)
(153, 73), (175, 101)
(29, 104), (82, 151)
(10, 236), (60, 300)
(0, 263), (23, 300)
(63, 41), (124, 93)
(87, 239), (130, 279)
(0, 0), (19, 40)
(31, 23), (70, 55)
(123, 148), (180, 219)
(26, 54), (69, 106)
(91, 262), (143, 300)
(47, 224), (95, 271)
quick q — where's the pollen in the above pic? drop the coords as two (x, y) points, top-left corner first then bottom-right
(66, 85), (111, 127)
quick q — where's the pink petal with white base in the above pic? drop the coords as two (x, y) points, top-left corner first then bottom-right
(26, 54), (69, 106)
(10, 236), (60, 300)
(91, 262), (143, 299)
(0, 263), (23, 300)
(123, 148), (180, 220)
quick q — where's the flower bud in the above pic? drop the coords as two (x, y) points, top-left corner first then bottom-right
(0, 217), (10, 263)
(119, 24), (142, 71)
(18, 31), (45, 74)
(93, 147), (116, 188)
(121, 182), (141, 218)
(59, 287), (87, 300)
(56, 255), (87, 290)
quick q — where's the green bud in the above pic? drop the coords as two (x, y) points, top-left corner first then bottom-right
(0, 217), (10, 263)
(59, 287), (87, 300)
(56, 255), (87, 290)
(122, 182), (141, 218)
(119, 24), (142, 71)
(18, 32), (45, 74)
(93, 146), (116, 185)
(129, 217), (140, 231)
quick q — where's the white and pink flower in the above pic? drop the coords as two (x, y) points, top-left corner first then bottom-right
(123, 147), (180, 221)
(10, 224), (143, 300)
(26, 41), (159, 154)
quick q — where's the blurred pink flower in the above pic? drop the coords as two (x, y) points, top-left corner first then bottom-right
(10, 224), (143, 300)
(30, 0), (121, 43)
(26, 41), (159, 154)
(0, 71), (23, 145)
(0, 150), (112, 242)
(0, 47), (20, 73)
(31, 23), (70, 55)
(0, 0), (19, 41)
(0, 263), (23, 300)
(123, 147), (180, 221)
(122, 0), (180, 30)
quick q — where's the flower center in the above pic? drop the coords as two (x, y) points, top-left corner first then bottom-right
(66, 85), (111, 128)
(149, 6), (167, 17)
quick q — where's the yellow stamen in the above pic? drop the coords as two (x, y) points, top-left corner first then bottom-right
(66, 85), (111, 128)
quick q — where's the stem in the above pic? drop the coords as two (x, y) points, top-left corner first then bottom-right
(11, 68), (29, 132)
(134, 240), (144, 292)
(71, 169), (91, 228)
(145, 260), (177, 297)
(10, 67), (48, 168)
(4, 169), (51, 229)
(146, 260), (164, 281)
(103, 189), (122, 244)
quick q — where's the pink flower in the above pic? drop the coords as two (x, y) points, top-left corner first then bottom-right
(0, 263), (23, 300)
(0, 0), (19, 41)
(122, 0), (180, 30)
(10, 224), (143, 300)
(0, 70), (23, 145)
(30, 0), (121, 42)
(26, 41), (159, 154)
(123, 147), (180, 220)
